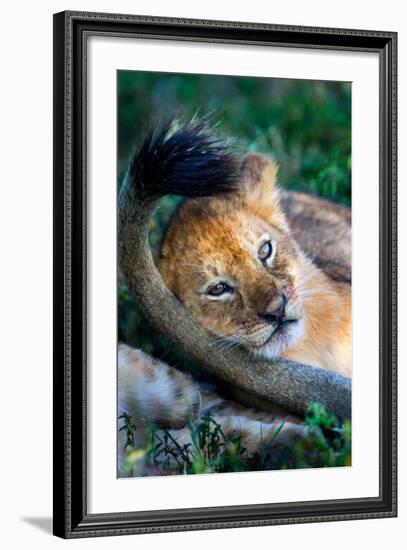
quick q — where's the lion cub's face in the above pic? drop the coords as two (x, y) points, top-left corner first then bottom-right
(159, 154), (307, 358)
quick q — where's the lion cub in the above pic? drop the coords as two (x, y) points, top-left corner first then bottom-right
(159, 153), (351, 377)
(118, 121), (351, 475)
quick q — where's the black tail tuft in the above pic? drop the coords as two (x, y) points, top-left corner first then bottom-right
(127, 119), (240, 200)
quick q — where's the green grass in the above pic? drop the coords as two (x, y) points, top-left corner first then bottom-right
(119, 403), (351, 476)
(118, 72), (351, 203)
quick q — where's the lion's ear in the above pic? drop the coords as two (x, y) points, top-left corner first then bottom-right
(239, 153), (287, 228)
(240, 153), (278, 198)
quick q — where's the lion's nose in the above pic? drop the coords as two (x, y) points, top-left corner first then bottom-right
(259, 293), (287, 325)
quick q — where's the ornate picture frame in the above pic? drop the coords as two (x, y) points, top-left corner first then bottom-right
(53, 10), (397, 538)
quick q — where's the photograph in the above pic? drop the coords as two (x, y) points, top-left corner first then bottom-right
(51, 9), (397, 538)
(0, 2), (401, 547)
(116, 71), (352, 478)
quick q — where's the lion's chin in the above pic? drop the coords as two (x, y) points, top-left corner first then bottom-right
(250, 319), (304, 360)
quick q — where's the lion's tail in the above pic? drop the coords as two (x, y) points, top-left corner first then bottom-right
(122, 118), (240, 203)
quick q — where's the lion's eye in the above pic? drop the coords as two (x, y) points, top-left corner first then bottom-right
(207, 282), (233, 297)
(258, 240), (273, 261)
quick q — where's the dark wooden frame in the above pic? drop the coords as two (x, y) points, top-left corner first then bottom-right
(53, 10), (397, 538)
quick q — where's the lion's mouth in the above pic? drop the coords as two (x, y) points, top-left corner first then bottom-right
(276, 318), (298, 330)
(251, 317), (301, 357)
(248, 318), (299, 349)
(266, 318), (299, 342)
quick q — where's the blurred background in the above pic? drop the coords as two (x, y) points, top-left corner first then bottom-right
(117, 71), (351, 371)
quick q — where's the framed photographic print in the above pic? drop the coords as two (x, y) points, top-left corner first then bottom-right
(53, 11), (397, 538)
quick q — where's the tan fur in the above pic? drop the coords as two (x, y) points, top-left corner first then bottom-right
(159, 153), (351, 377)
(118, 343), (201, 429)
